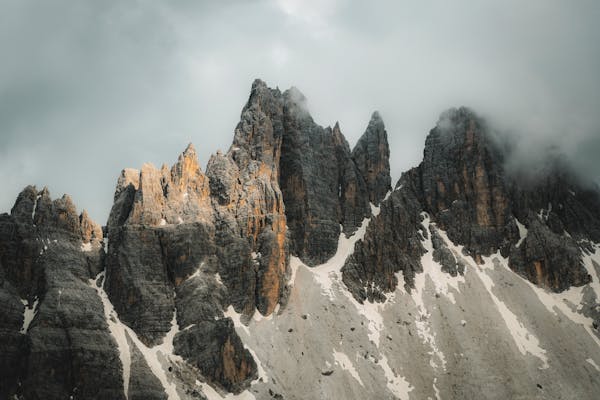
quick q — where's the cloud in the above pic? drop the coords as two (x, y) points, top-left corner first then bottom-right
(1, 0), (599, 222)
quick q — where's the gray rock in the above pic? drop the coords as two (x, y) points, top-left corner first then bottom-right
(126, 332), (168, 400)
(0, 186), (126, 400)
(342, 172), (425, 302)
(351, 111), (392, 204)
(173, 319), (257, 394)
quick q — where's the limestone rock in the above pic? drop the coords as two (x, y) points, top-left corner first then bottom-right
(351, 111), (392, 204)
(342, 172), (425, 303)
(279, 89), (374, 266)
(0, 186), (125, 400)
(343, 106), (599, 300)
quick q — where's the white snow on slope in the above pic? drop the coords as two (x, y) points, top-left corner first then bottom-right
(378, 353), (413, 400)
(370, 202), (381, 217)
(89, 272), (182, 399)
(410, 214), (461, 371)
(587, 358), (600, 372)
(418, 216), (465, 304)
(186, 262), (205, 282)
(514, 243), (600, 349)
(515, 219), (528, 248)
(312, 219), (370, 299)
(306, 215), (388, 346)
(582, 244), (600, 299)
(20, 297), (39, 334)
(80, 242), (93, 252)
(246, 347), (269, 383)
(333, 351), (364, 387)
(224, 305), (250, 335)
(89, 272), (132, 398)
(476, 254), (549, 369)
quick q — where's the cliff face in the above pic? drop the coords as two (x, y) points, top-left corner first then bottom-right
(2, 82), (600, 400)
(0, 186), (121, 400)
(343, 107), (598, 301)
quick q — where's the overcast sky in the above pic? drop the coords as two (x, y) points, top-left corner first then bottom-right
(1, 0), (599, 223)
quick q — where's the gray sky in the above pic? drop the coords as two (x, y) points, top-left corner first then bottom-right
(1, 0), (599, 223)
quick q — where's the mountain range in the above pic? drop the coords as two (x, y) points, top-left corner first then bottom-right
(1, 79), (600, 400)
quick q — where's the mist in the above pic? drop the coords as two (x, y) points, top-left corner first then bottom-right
(1, 0), (599, 223)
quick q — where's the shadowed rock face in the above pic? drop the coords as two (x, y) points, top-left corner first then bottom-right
(342, 171), (425, 303)
(351, 111), (392, 204)
(279, 91), (391, 266)
(0, 186), (123, 400)
(419, 108), (514, 259)
(343, 106), (599, 301)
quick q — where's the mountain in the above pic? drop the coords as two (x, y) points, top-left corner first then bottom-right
(1, 80), (600, 400)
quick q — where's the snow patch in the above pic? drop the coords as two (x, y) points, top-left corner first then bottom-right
(432, 377), (441, 400)
(224, 305), (250, 335)
(214, 273), (223, 286)
(80, 242), (92, 252)
(20, 298), (39, 334)
(515, 219), (528, 248)
(418, 219), (465, 304)
(476, 254), (549, 369)
(517, 243), (600, 349)
(89, 272), (132, 398)
(410, 214), (466, 370)
(378, 353), (412, 400)
(354, 298), (385, 347)
(246, 347), (268, 383)
(333, 351), (364, 386)
(31, 194), (40, 221)
(370, 203), (381, 217)
(312, 218), (370, 299)
(89, 272), (182, 399)
(186, 262), (205, 281)
(586, 358), (600, 372)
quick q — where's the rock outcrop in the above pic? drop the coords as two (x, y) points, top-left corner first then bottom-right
(342, 172), (425, 302)
(351, 111), (392, 204)
(0, 186), (123, 400)
(278, 89), (391, 265)
(343, 106), (599, 300)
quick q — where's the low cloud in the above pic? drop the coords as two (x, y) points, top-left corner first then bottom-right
(1, 0), (599, 222)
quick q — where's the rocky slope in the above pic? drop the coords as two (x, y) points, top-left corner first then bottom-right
(1, 81), (600, 400)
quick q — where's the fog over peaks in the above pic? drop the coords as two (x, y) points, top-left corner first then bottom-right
(1, 0), (599, 222)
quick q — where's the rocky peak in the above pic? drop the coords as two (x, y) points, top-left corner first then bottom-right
(232, 79), (284, 177)
(351, 111), (392, 204)
(419, 107), (511, 258)
(79, 209), (102, 244)
(9, 184), (38, 222)
(127, 163), (166, 226)
(171, 143), (204, 193)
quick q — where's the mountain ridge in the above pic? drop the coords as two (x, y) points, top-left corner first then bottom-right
(1, 80), (600, 400)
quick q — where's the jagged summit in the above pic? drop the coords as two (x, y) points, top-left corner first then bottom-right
(352, 110), (392, 204)
(2, 81), (600, 400)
